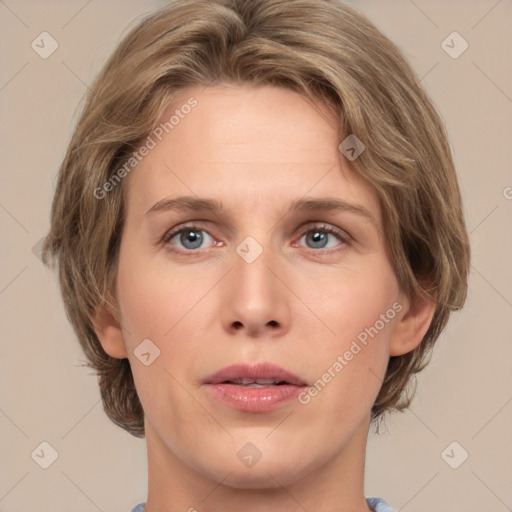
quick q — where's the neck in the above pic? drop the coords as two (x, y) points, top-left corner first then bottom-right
(143, 415), (373, 512)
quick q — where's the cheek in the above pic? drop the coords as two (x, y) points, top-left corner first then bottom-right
(115, 240), (201, 346)
(301, 261), (400, 349)
(114, 244), (215, 401)
(296, 262), (400, 402)
(115, 258), (203, 433)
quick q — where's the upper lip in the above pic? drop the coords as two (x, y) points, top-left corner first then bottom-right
(203, 362), (307, 386)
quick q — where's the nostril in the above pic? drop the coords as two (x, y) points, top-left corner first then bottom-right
(268, 320), (278, 327)
(233, 321), (243, 329)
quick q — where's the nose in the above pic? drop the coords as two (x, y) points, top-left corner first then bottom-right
(221, 244), (291, 339)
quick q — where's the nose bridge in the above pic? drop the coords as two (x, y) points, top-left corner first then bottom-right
(236, 241), (273, 298)
(222, 233), (290, 336)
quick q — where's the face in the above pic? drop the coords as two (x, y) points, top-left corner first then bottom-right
(101, 83), (418, 489)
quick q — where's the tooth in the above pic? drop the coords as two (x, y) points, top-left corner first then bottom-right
(227, 379), (287, 387)
(230, 378), (279, 385)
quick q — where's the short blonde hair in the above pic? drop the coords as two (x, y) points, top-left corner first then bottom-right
(42, 0), (470, 437)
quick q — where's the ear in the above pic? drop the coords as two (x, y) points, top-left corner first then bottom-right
(390, 289), (437, 357)
(92, 303), (128, 359)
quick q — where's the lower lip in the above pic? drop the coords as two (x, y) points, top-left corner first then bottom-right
(205, 383), (304, 412)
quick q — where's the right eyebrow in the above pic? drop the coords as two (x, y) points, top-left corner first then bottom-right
(146, 196), (225, 215)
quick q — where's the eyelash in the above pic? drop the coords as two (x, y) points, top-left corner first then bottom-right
(162, 222), (351, 256)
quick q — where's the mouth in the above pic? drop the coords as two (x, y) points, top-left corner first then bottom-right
(222, 378), (292, 388)
(204, 362), (307, 386)
(203, 362), (308, 412)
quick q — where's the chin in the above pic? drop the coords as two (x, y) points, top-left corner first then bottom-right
(218, 461), (306, 489)
(195, 444), (319, 490)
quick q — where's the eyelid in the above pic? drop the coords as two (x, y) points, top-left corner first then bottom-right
(297, 222), (352, 242)
(161, 221), (214, 244)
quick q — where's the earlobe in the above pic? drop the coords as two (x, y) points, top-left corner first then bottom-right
(389, 290), (437, 357)
(92, 303), (128, 359)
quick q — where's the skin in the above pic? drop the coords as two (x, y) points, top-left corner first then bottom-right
(93, 83), (435, 512)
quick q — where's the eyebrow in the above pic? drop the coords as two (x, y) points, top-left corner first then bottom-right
(146, 195), (379, 232)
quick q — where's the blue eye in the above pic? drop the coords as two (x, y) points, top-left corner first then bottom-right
(165, 227), (215, 251)
(298, 225), (348, 250)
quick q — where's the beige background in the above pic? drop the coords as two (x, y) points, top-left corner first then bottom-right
(1, 1), (511, 511)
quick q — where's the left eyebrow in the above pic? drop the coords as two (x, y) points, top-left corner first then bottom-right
(146, 195), (380, 236)
(289, 197), (377, 226)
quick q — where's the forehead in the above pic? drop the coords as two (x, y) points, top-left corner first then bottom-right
(124, 84), (382, 226)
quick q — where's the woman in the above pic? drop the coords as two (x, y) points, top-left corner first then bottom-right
(42, 1), (470, 510)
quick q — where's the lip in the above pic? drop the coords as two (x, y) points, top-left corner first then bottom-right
(203, 362), (307, 413)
